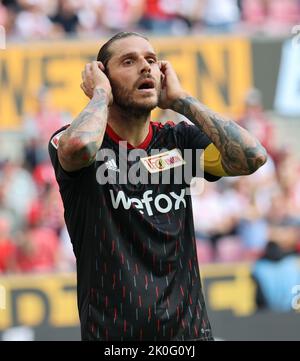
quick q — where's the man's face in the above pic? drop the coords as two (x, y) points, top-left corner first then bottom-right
(106, 36), (162, 114)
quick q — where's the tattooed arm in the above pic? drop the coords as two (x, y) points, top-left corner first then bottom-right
(58, 61), (112, 172)
(159, 61), (267, 176)
(171, 96), (267, 175)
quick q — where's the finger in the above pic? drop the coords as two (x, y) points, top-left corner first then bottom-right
(82, 67), (92, 86)
(80, 83), (92, 98)
(159, 60), (168, 72)
(92, 60), (100, 74)
(84, 64), (94, 88)
(80, 82), (87, 93)
(85, 63), (92, 76)
(97, 61), (105, 72)
(81, 81), (91, 93)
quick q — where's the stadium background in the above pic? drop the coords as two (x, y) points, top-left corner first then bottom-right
(0, 0), (300, 341)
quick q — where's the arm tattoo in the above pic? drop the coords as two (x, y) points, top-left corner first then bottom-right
(60, 88), (109, 166)
(172, 96), (267, 176)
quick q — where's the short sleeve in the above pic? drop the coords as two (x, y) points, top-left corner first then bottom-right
(174, 121), (221, 182)
(48, 126), (95, 191)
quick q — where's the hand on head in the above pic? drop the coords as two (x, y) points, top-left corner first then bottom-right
(80, 61), (113, 105)
(158, 60), (187, 110)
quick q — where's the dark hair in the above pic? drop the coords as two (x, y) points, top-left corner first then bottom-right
(96, 32), (149, 69)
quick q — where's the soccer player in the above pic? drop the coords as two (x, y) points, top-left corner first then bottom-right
(49, 32), (267, 341)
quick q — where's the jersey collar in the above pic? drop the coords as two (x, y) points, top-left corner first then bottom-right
(106, 122), (153, 150)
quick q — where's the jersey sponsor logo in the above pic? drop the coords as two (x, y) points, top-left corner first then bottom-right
(109, 188), (187, 216)
(50, 130), (65, 149)
(141, 148), (186, 174)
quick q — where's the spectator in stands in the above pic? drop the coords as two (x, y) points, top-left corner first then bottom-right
(235, 155), (278, 258)
(50, 0), (80, 35)
(201, 0), (241, 33)
(234, 176), (269, 259)
(139, 0), (180, 34)
(252, 193), (300, 311)
(0, 161), (37, 225)
(0, 1), (18, 39)
(240, 0), (268, 29)
(27, 177), (65, 236)
(239, 88), (276, 159)
(0, 164), (18, 232)
(193, 153), (281, 263)
(14, 0), (60, 40)
(276, 150), (300, 223)
(0, 217), (17, 273)
(97, 0), (144, 34)
(192, 181), (241, 262)
(177, 0), (206, 34)
(241, 0), (300, 34)
(15, 222), (59, 273)
(1, 0), (300, 37)
(57, 225), (76, 271)
(23, 86), (70, 168)
(75, 0), (104, 37)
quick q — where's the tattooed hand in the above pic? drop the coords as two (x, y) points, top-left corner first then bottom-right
(81, 61), (113, 105)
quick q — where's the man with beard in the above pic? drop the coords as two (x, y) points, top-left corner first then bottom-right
(49, 32), (267, 341)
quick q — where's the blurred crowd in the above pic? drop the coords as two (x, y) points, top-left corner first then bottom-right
(0, 87), (75, 274)
(1, 0), (300, 40)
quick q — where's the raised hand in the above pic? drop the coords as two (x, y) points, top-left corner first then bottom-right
(80, 61), (113, 105)
(158, 60), (187, 110)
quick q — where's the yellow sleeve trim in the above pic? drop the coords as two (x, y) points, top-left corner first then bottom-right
(203, 143), (228, 177)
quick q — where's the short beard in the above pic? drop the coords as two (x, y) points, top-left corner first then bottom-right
(110, 78), (159, 117)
